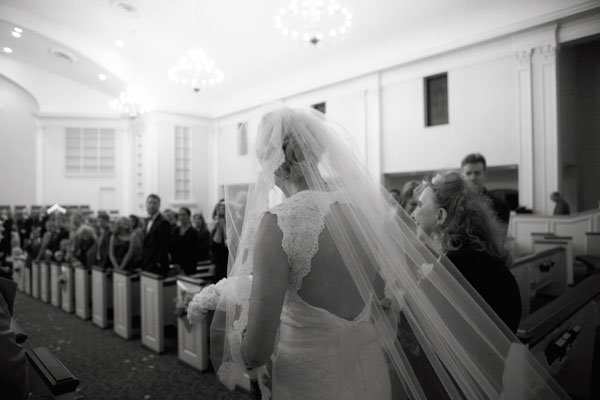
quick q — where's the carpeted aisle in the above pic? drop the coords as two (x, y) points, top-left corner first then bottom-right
(14, 292), (250, 400)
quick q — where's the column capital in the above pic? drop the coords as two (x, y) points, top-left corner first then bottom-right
(536, 43), (556, 60)
(515, 48), (533, 66)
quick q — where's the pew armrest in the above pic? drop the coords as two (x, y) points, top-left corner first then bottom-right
(10, 318), (27, 344)
(517, 274), (600, 345)
(27, 347), (79, 396)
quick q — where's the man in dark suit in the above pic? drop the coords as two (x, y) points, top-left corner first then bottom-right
(142, 194), (172, 276)
(461, 153), (511, 226)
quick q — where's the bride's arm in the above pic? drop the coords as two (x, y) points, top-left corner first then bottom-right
(241, 212), (289, 369)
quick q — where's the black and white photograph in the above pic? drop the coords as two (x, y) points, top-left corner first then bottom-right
(1, 0), (600, 399)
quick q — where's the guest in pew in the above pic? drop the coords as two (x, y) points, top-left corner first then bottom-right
(109, 217), (142, 271)
(193, 213), (212, 262)
(412, 171), (521, 333)
(93, 213), (112, 270)
(399, 180), (420, 215)
(171, 207), (200, 276)
(461, 152), (510, 227)
(211, 199), (228, 282)
(0, 276), (29, 400)
(389, 188), (401, 204)
(25, 226), (41, 265)
(550, 191), (571, 215)
(73, 225), (97, 269)
(141, 194), (172, 276)
(163, 209), (177, 227)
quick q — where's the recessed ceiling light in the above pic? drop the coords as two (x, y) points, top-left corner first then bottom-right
(48, 47), (77, 63)
(98, 73), (107, 81)
(14, 27), (23, 33)
(115, 39), (124, 47)
(12, 31), (21, 38)
(3, 47), (13, 54)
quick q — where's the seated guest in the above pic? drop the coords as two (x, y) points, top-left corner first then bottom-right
(142, 194), (172, 276)
(193, 213), (211, 262)
(398, 180), (420, 215)
(170, 207), (199, 276)
(109, 217), (142, 271)
(550, 191), (570, 215)
(460, 153), (510, 226)
(412, 171), (521, 333)
(0, 277), (28, 400)
(25, 227), (42, 265)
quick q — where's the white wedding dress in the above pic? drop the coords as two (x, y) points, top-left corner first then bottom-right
(268, 190), (391, 400)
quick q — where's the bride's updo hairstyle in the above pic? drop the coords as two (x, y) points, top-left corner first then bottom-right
(256, 107), (328, 183)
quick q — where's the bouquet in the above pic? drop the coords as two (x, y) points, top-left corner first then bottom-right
(186, 278), (229, 324)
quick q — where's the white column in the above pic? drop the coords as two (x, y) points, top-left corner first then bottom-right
(515, 49), (534, 210)
(531, 43), (559, 214)
(364, 73), (382, 185)
(34, 119), (44, 205)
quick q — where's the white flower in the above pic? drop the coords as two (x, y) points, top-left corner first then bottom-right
(417, 263), (434, 283)
(187, 278), (228, 325)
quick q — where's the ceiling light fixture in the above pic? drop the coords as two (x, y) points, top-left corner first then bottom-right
(14, 27), (23, 33)
(274, 0), (352, 46)
(98, 73), (107, 81)
(12, 31), (21, 38)
(167, 0), (224, 92)
(109, 29), (152, 118)
(3, 47), (13, 54)
(115, 39), (124, 47)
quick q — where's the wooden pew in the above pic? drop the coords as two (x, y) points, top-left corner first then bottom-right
(533, 236), (574, 285)
(31, 261), (41, 299)
(40, 261), (51, 303)
(585, 232), (600, 257)
(140, 271), (177, 353)
(50, 262), (62, 307)
(195, 260), (216, 280)
(113, 269), (141, 339)
(60, 263), (74, 314)
(74, 263), (91, 320)
(27, 347), (80, 396)
(24, 262), (32, 295)
(92, 266), (113, 329)
(509, 247), (568, 318)
(517, 274), (600, 399)
(176, 275), (210, 371)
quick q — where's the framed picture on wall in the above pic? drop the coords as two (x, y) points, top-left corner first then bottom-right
(424, 73), (448, 126)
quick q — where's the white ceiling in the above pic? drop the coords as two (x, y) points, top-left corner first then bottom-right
(0, 0), (598, 117)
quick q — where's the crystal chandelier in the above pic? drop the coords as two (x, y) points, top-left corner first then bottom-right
(168, 48), (224, 92)
(168, 0), (224, 92)
(110, 29), (152, 118)
(109, 85), (151, 118)
(275, 0), (353, 46)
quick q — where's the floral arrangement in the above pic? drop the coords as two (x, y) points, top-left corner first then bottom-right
(187, 278), (229, 325)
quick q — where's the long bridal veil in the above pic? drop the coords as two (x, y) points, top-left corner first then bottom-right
(211, 105), (569, 399)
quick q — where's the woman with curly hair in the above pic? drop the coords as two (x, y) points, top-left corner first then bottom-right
(412, 171), (521, 332)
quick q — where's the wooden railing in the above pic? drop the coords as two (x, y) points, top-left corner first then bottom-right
(508, 208), (600, 257)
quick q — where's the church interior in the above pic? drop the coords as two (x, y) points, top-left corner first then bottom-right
(1, 0), (600, 398)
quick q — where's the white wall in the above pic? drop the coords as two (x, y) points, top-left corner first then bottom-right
(142, 112), (214, 216)
(0, 75), (38, 205)
(38, 117), (130, 212)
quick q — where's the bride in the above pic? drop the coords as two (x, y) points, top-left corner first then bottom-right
(190, 106), (568, 399)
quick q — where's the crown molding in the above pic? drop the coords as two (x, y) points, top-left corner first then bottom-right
(559, 11), (600, 43)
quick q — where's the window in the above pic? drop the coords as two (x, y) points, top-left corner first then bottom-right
(175, 126), (191, 201)
(65, 127), (115, 175)
(311, 102), (326, 114)
(237, 122), (248, 156)
(424, 73), (448, 126)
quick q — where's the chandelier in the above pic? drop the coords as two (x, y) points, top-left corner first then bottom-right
(110, 29), (152, 118)
(275, 0), (353, 46)
(109, 85), (151, 118)
(168, 48), (224, 92)
(168, 0), (224, 92)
